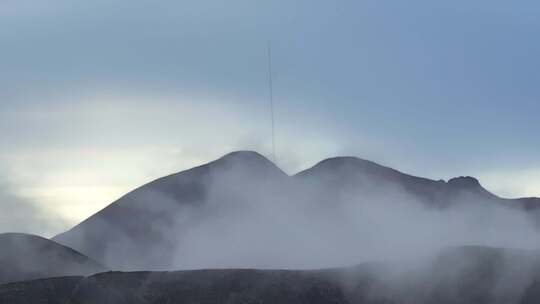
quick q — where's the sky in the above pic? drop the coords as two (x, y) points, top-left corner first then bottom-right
(1, 0), (540, 237)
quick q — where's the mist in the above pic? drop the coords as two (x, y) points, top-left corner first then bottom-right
(4, 151), (540, 303)
(53, 152), (540, 271)
(168, 166), (540, 269)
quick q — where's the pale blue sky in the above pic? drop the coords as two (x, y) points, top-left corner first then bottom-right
(1, 0), (540, 235)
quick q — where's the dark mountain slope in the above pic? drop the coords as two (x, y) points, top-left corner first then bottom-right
(2, 246), (540, 304)
(53, 151), (288, 269)
(0, 233), (105, 284)
(0, 276), (83, 304)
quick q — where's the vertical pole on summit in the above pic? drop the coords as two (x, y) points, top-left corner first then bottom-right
(267, 41), (277, 163)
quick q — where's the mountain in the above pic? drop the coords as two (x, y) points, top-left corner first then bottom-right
(53, 151), (540, 270)
(296, 157), (500, 206)
(0, 233), (106, 284)
(54, 151), (289, 269)
(2, 246), (540, 304)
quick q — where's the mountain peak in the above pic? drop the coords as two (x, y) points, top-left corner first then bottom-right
(296, 156), (405, 181)
(302, 156), (391, 172)
(315, 156), (384, 167)
(210, 151), (285, 176)
(218, 151), (272, 163)
(447, 176), (481, 188)
(445, 176), (495, 198)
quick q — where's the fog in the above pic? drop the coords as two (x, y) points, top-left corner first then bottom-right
(2, 151), (539, 302)
(168, 169), (539, 270)
(55, 152), (540, 272)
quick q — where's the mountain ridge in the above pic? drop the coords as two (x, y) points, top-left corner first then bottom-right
(52, 151), (540, 270)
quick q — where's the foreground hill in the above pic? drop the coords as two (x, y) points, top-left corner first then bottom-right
(0, 233), (106, 284)
(53, 151), (540, 270)
(2, 246), (540, 304)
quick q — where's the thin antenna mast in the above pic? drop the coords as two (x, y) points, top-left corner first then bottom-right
(267, 41), (277, 163)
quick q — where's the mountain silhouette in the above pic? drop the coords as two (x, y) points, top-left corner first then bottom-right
(53, 151), (540, 270)
(54, 151), (288, 269)
(0, 233), (106, 284)
(296, 157), (499, 206)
